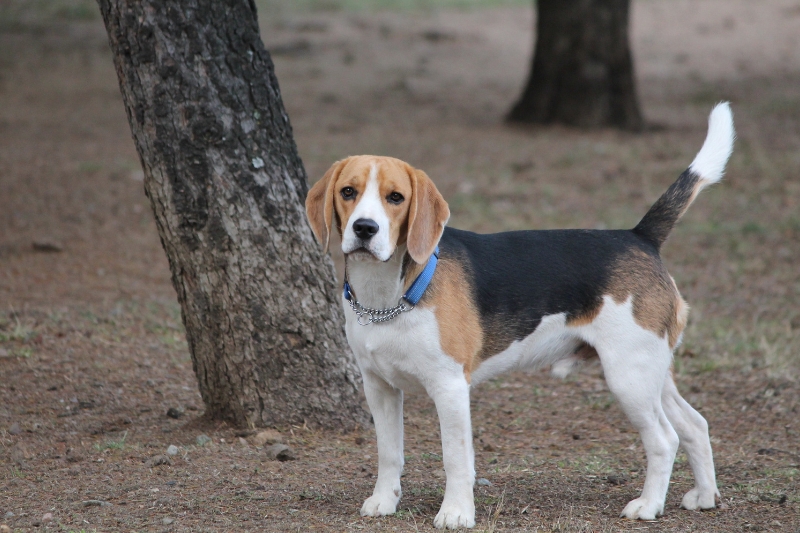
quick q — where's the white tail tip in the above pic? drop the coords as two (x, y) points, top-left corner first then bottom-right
(689, 102), (735, 183)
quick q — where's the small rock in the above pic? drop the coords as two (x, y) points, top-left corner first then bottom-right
(0, 524), (10, 533)
(66, 448), (83, 463)
(606, 474), (629, 486)
(166, 445), (179, 456)
(42, 512), (53, 522)
(162, 517), (175, 525)
(165, 407), (183, 419)
(32, 239), (63, 253)
(476, 478), (492, 486)
(196, 434), (211, 446)
(146, 455), (171, 467)
(82, 500), (112, 507)
(12, 441), (32, 460)
(264, 443), (295, 461)
(8, 423), (22, 435)
(421, 29), (456, 42)
(251, 429), (284, 447)
(4, 512), (13, 518)
(238, 437), (249, 447)
(0, 348), (9, 358)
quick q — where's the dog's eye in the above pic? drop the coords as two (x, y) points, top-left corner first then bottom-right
(341, 187), (356, 200)
(387, 192), (404, 205)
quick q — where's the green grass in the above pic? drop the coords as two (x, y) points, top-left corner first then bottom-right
(0, 316), (34, 343)
(93, 430), (128, 451)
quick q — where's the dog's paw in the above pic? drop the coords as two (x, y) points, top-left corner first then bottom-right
(433, 502), (475, 529)
(620, 497), (663, 520)
(360, 492), (400, 517)
(680, 487), (719, 511)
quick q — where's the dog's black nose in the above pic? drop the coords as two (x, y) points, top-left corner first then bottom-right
(353, 218), (379, 240)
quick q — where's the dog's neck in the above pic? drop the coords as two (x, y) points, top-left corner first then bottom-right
(345, 245), (412, 310)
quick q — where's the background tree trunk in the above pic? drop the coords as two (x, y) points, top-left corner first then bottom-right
(97, 0), (367, 429)
(507, 0), (643, 130)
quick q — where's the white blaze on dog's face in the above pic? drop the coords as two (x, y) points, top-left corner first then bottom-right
(305, 155), (450, 264)
(336, 159), (409, 261)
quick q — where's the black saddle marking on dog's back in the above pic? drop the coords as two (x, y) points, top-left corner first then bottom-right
(437, 226), (661, 355)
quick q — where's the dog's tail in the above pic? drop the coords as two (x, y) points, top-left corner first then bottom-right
(633, 103), (735, 249)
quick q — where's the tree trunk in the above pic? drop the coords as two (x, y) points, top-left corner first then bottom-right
(97, 0), (368, 430)
(507, 0), (643, 130)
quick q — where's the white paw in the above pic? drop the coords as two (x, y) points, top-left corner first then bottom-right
(680, 487), (719, 510)
(620, 496), (663, 520)
(433, 501), (475, 529)
(360, 492), (400, 517)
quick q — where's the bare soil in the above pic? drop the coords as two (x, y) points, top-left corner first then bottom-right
(1, 1), (799, 531)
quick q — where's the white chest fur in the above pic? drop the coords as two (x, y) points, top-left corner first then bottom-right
(345, 302), (465, 394)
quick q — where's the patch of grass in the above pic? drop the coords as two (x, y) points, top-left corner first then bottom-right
(406, 486), (443, 497)
(680, 313), (800, 377)
(475, 489), (504, 533)
(0, 315), (34, 343)
(741, 221), (765, 234)
(584, 392), (614, 411)
(77, 161), (103, 173)
(12, 346), (33, 358)
(94, 430), (128, 451)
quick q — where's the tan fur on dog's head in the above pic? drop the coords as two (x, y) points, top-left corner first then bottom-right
(305, 156), (449, 264)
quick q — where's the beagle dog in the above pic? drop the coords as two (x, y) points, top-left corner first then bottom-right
(305, 104), (734, 529)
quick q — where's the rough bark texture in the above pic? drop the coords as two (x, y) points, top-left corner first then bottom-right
(508, 0), (643, 130)
(97, 0), (368, 429)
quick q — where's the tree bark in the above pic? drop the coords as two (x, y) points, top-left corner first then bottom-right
(507, 0), (643, 130)
(97, 0), (367, 429)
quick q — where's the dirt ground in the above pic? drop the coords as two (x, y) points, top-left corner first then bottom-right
(1, 0), (799, 531)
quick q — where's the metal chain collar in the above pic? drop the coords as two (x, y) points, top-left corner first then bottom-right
(347, 296), (414, 326)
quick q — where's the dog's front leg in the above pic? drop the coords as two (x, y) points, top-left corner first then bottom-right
(360, 371), (404, 517)
(430, 377), (476, 529)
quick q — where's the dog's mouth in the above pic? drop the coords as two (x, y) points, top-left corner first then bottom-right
(345, 247), (380, 261)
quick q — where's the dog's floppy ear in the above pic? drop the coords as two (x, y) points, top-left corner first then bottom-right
(306, 158), (350, 251)
(406, 166), (450, 264)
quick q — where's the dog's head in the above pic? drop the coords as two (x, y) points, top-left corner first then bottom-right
(305, 156), (449, 263)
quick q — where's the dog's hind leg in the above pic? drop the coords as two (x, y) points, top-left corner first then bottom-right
(599, 341), (679, 519)
(586, 302), (679, 520)
(662, 373), (720, 510)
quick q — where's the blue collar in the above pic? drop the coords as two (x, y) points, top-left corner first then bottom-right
(343, 247), (439, 321)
